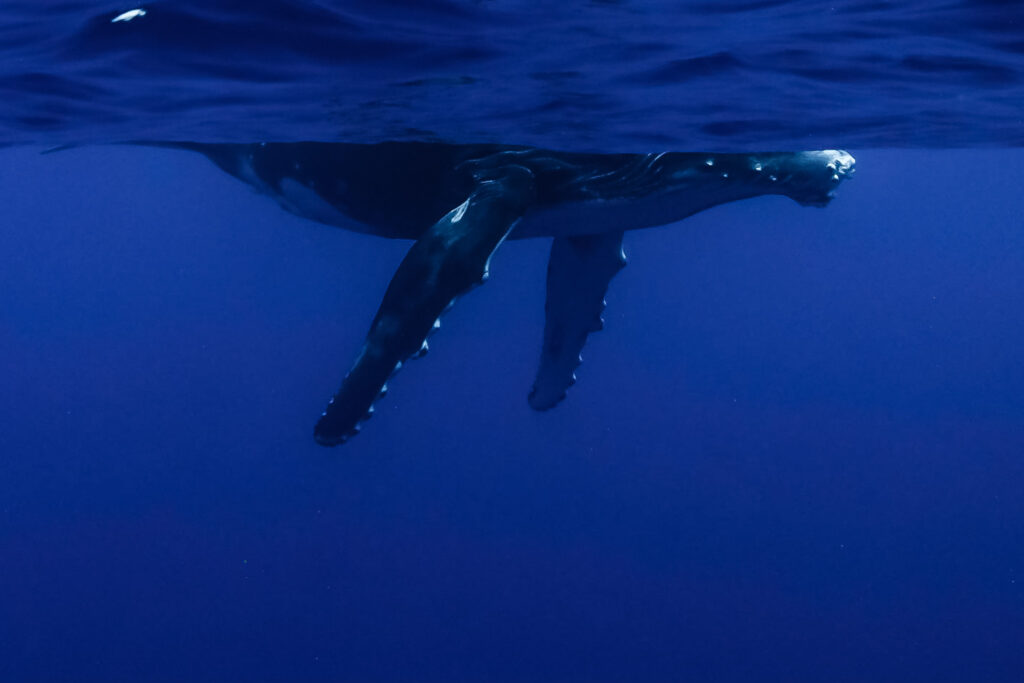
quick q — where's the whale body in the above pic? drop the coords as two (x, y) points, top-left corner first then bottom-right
(167, 142), (855, 445)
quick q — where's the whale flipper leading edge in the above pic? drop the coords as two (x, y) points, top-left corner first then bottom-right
(529, 231), (626, 411)
(313, 163), (536, 445)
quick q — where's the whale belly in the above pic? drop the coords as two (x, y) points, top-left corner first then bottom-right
(275, 178), (380, 235)
(512, 193), (695, 239)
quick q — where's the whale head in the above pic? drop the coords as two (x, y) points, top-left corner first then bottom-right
(760, 149), (856, 207)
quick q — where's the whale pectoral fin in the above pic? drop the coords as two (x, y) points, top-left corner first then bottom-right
(529, 231), (626, 411)
(314, 165), (535, 446)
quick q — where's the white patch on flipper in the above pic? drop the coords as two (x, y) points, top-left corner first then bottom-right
(451, 199), (469, 223)
(112, 8), (146, 22)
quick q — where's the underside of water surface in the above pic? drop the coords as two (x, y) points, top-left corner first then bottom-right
(1, 0), (1022, 150)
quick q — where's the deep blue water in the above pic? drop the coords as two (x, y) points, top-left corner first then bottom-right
(2, 2), (1024, 682)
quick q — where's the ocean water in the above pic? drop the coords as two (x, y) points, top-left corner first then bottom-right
(1, 2), (1023, 682)
(2, 0), (1024, 149)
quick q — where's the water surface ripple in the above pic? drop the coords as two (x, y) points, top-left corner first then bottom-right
(1, 0), (1021, 150)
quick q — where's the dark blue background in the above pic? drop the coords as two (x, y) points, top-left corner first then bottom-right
(1, 146), (1022, 681)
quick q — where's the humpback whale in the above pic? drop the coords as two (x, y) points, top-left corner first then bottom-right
(168, 142), (855, 445)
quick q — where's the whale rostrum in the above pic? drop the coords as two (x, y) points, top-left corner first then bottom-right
(164, 142), (855, 445)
